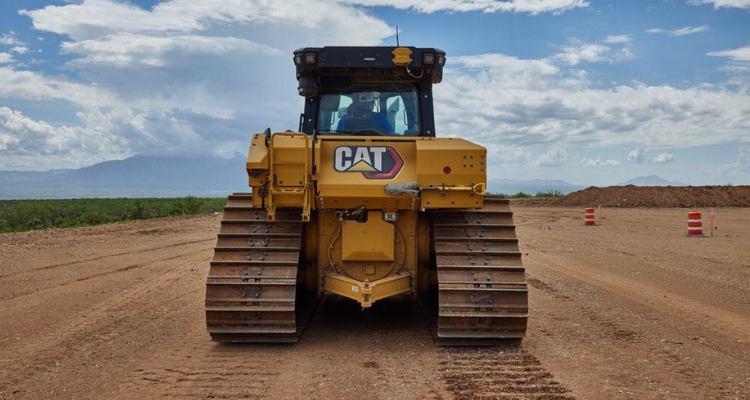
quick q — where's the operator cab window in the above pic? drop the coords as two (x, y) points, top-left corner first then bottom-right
(317, 85), (420, 136)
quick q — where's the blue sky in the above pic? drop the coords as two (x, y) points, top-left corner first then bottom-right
(1, 0), (749, 186)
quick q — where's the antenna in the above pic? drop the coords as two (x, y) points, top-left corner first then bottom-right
(396, 26), (400, 47)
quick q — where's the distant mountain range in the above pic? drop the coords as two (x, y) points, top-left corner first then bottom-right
(0, 155), (248, 199)
(487, 179), (584, 196)
(617, 175), (685, 186)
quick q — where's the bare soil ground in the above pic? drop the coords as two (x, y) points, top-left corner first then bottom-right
(1, 207), (749, 399)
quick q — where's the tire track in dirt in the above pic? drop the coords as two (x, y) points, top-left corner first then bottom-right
(439, 346), (574, 399)
(551, 230), (747, 292)
(0, 249), (212, 391)
(534, 250), (750, 343)
(0, 248), (210, 302)
(121, 344), (281, 399)
(516, 207), (750, 399)
(525, 272), (743, 399)
(0, 238), (215, 279)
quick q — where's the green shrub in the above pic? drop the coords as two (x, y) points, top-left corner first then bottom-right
(183, 196), (201, 214)
(0, 197), (227, 233)
(535, 189), (565, 198)
(130, 200), (146, 220)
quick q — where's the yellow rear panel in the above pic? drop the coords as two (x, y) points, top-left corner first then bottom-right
(342, 212), (394, 262)
(245, 133), (487, 211)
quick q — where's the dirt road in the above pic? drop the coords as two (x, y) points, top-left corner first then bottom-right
(1, 207), (749, 399)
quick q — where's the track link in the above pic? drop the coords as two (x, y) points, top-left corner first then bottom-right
(431, 196), (528, 345)
(205, 193), (316, 343)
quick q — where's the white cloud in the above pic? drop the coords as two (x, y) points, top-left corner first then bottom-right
(7, 0), (400, 168)
(534, 147), (567, 167)
(437, 54), (750, 154)
(0, 105), (256, 170)
(0, 32), (20, 46)
(451, 53), (561, 88)
(337, 0), (589, 14)
(671, 25), (710, 36)
(21, 0), (392, 45)
(652, 153), (674, 164)
(554, 39), (633, 65)
(708, 45), (750, 89)
(708, 44), (750, 62)
(556, 42), (610, 65)
(5, 0), (750, 173)
(7, 0), (590, 170)
(0, 32), (28, 58)
(580, 158), (620, 167)
(21, 0), (222, 40)
(701, 146), (750, 180)
(7, 0), (400, 144)
(61, 34), (282, 68)
(0, 67), (119, 108)
(687, 0), (750, 9)
(604, 34), (632, 44)
(614, 46), (635, 62)
(453, 53), (558, 72)
(627, 149), (644, 163)
(0, 106), (131, 169)
(646, 25), (709, 36)
(16, 0), (398, 119)
(484, 143), (531, 165)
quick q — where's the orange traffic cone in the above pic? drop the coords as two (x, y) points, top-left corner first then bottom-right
(584, 207), (596, 226)
(686, 211), (705, 237)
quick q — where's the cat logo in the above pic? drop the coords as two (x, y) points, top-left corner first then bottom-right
(334, 146), (404, 179)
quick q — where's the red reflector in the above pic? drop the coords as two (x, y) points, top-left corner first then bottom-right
(443, 166), (451, 174)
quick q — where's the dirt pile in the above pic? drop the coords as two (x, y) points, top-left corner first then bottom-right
(515, 185), (750, 208)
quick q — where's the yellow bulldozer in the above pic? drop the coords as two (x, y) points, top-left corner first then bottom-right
(205, 46), (528, 345)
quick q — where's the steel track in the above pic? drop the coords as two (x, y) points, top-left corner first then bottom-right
(427, 196), (529, 345)
(205, 193), (317, 343)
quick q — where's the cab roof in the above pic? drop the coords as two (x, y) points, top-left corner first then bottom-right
(293, 46), (446, 85)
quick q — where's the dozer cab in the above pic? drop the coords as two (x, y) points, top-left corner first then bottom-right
(205, 46), (528, 345)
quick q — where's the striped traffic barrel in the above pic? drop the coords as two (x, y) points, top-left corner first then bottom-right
(687, 211), (704, 236)
(584, 207), (596, 226)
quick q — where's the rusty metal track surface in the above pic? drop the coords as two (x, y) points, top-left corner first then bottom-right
(430, 196), (528, 345)
(205, 193), (317, 343)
